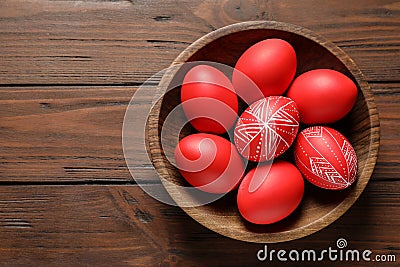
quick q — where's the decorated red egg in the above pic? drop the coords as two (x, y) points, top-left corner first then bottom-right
(181, 65), (238, 134)
(237, 160), (304, 224)
(232, 38), (297, 104)
(286, 69), (358, 124)
(174, 133), (245, 194)
(234, 96), (300, 162)
(294, 126), (358, 190)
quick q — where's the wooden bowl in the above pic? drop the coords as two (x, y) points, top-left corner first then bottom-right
(146, 21), (380, 243)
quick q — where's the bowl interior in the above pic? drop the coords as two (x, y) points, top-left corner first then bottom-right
(148, 22), (379, 243)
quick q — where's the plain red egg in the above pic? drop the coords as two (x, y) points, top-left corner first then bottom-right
(286, 69), (358, 124)
(237, 160), (304, 224)
(232, 38), (297, 104)
(181, 65), (238, 134)
(294, 126), (358, 190)
(234, 96), (300, 162)
(174, 133), (245, 194)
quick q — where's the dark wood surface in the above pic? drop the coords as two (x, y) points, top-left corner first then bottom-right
(0, 0), (399, 266)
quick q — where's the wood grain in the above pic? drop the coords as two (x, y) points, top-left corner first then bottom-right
(0, 0), (399, 265)
(0, 183), (398, 266)
(0, 0), (399, 85)
(0, 86), (134, 182)
(372, 83), (400, 181)
(0, 83), (398, 183)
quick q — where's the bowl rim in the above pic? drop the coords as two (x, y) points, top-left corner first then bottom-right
(147, 20), (380, 243)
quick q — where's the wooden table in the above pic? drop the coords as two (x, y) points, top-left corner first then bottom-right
(0, 0), (399, 266)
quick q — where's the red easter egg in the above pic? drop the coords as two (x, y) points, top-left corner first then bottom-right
(232, 38), (297, 104)
(294, 126), (358, 190)
(286, 69), (358, 124)
(234, 96), (300, 162)
(237, 160), (304, 224)
(174, 133), (245, 194)
(181, 65), (238, 134)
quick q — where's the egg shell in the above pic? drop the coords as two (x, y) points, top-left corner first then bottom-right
(232, 38), (297, 104)
(174, 133), (245, 194)
(286, 69), (358, 124)
(237, 160), (304, 225)
(181, 65), (238, 134)
(234, 96), (300, 162)
(294, 126), (358, 190)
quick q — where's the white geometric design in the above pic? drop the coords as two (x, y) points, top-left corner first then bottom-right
(235, 96), (299, 161)
(298, 126), (356, 188)
(309, 156), (349, 187)
(302, 126), (323, 138)
(342, 139), (358, 181)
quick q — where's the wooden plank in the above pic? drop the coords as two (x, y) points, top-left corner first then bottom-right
(0, 86), (136, 182)
(0, 182), (398, 266)
(0, 83), (399, 182)
(0, 0), (399, 85)
(371, 83), (400, 180)
(263, 0), (400, 82)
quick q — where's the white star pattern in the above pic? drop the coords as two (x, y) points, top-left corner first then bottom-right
(234, 96), (299, 161)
